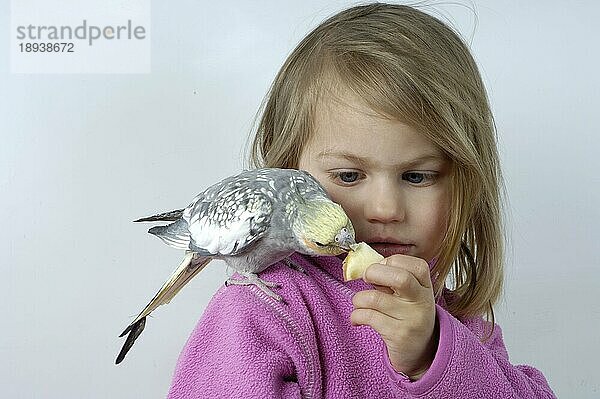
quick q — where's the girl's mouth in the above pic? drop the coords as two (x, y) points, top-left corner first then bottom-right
(368, 242), (414, 257)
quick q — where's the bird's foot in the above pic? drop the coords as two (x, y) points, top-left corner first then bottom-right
(226, 272), (282, 302)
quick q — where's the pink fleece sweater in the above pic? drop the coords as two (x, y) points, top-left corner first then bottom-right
(167, 253), (556, 398)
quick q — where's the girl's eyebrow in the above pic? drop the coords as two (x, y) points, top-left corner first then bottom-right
(317, 150), (446, 169)
(317, 150), (372, 168)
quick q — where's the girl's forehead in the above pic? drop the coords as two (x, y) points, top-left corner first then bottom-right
(300, 86), (444, 166)
(315, 88), (410, 134)
(303, 130), (446, 173)
(309, 94), (442, 159)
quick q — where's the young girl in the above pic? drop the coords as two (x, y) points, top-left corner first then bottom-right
(168, 3), (556, 398)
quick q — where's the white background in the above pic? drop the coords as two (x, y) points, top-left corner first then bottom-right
(1, 1), (598, 398)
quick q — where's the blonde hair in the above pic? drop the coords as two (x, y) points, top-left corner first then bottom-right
(248, 3), (504, 323)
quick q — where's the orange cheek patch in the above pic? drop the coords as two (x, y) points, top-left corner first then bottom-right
(303, 238), (318, 251)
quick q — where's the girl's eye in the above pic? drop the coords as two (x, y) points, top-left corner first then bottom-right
(402, 172), (436, 185)
(329, 171), (362, 185)
(338, 171), (359, 183)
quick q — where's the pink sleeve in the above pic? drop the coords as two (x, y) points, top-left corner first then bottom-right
(386, 305), (557, 398)
(166, 288), (302, 399)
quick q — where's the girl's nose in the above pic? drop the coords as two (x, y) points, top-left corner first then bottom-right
(364, 182), (405, 224)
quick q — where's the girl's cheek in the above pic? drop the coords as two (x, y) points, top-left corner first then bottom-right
(330, 191), (365, 229)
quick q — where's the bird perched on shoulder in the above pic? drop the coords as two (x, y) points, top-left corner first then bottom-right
(116, 167), (355, 364)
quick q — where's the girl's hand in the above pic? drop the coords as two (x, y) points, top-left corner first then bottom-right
(350, 254), (438, 380)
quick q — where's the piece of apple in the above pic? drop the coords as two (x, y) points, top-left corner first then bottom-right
(342, 242), (384, 281)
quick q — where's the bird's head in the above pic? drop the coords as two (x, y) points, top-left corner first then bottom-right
(293, 199), (356, 256)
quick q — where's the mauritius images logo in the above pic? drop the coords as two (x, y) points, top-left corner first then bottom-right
(10, 0), (151, 73)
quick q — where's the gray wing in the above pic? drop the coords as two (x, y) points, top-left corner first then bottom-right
(185, 185), (274, 256)
(180, 168), (327, 256)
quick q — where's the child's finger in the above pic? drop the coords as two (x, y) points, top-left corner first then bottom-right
(363, 263), (422, 298)
(371, 283), (394, 295)
(350, 307), (399, 340)
(352, 289), (409, 320)
(379, 255), (432, 289)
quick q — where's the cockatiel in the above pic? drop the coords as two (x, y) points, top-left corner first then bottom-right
(116, 168), (355, 364)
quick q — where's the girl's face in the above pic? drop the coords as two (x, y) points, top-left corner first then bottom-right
(298, 93), (451, 263)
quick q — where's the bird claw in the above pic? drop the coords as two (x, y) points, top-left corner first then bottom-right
(226, 272), (282, 301)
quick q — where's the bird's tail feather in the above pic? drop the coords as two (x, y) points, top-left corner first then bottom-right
(116, 317), (145, 364)
(134, 209), (184, 223)
(115, 252), (212, 364)
(148, 219), (190, 249)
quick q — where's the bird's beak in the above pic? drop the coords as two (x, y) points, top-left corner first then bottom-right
(336, 231), (356, 252)
(337, 243), (352, 252)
